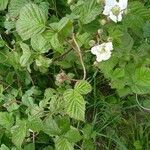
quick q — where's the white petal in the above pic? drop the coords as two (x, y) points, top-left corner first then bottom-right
(109, 12), (117, 22)
(102, 52), (112, 61)
(105, 0), (117, 7)
(119, 0), (128, 10)
(96, 56), (103, 62)
(117, 12), (123, 22)
(105, 42), (113, 51)
(91, 45), (100, 55)
(103, 6), (111, 15)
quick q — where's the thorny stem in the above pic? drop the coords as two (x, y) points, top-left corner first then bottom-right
(72, 33), (86, 80)
(135, 94), (150, 112)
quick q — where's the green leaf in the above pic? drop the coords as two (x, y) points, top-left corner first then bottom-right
(112, 68), (125, 79)
(0, 112), (14, 129)
(16, 3), (47, 40)
(0, 144), (9, 150)
(143, 100), (150, 109)
(24, 143), (35, 150)
(31, 34), (51, 53)
(50, 33), (64, 53)
(0, 0), (8, 10)
(64, 127), (82, 143)
(143, 21), (150, 38)
(11, 121), (27, 148)
(135, 67), (150, 86)
(131, 85), (150, 94)
(8, 0), (30, 18)
(82, 139), (96, 150)
(55, 137), (74, 150)
(28, 117), (43, 132)
(71, 0), (102, 24)
(50, 17), (72, 40)
(19, 43), (31, 67)
(75, 80), (92, 95)
(63, 89), (85, 121)
(43, 117), (61, 136)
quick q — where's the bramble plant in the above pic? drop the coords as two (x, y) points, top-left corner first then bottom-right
(0, 0), (150, 149)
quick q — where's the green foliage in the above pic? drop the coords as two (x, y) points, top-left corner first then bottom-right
(0, 0), (149, 149)
(16, 3), (47, 40)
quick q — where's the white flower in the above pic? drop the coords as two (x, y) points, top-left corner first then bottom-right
(103, 0), (128, 22)
(91, 42), (113, 62)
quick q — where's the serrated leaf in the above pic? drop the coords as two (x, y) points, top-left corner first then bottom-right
(0, 112), (14, 129)
(55, 137), (74, 150)
(28, 117), (43, 132)
(24, 143), (35, 150)
(50, 33), (64, 53)
(112, 68), (125, 79)
(43, 117), (61, 136)
(64, 89), (85, 121)
(71, 0), (102, 24)
(11, 121), (27, 148)
(31, 34), (51, 53)
(0, 0), (8, 10)
(64, 127), (82, 143)
(75, 80), (92, 95)
(143, 100), (150, 109)
(135, 67), (150, 86)
(143, 21), (150, 38)
(131, 85), (150, 94)
(8, 0), (30, 18)
(0, 144), (9, 150)
(16, 3), (47, 40)
(19, 43), (31, 67)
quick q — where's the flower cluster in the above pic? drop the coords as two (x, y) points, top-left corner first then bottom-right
(103, 0), (128, 23)
(91, 0), (128, 62)
(91, 42), (113, 62)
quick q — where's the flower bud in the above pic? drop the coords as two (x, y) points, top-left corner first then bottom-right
(107, 37), (113, 42)
(89, 40), (96, 47)
(56, 72), (67, 84)
(100, 19), (107, 26)
(98, 29), (103, 35)
(97, 0), (105, 4)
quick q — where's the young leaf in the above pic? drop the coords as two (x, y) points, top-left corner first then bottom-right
(75, 80), (92, 95)
(63, 89), (85, 121)
(16, 3), (47, 40)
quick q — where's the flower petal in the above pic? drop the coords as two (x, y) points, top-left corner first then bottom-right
(109, 12), (117, 22)
(119, 0), (128, 10)
(117, 12), (123, 22)
(91, 45), (100, 55)
(102, 52), (112, 61)
(105, 42), (113, 51)
(105, 0), (117, 7)
(103, 6), (111, 15)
